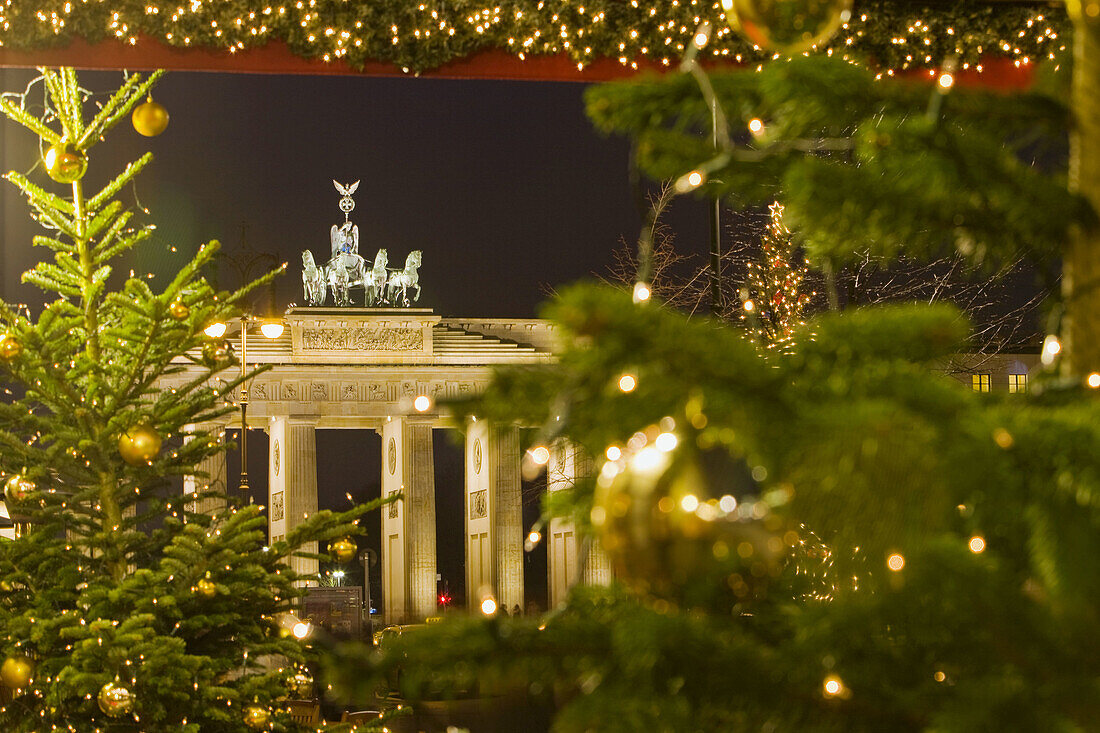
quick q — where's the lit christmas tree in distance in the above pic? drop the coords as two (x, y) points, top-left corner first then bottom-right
(741, 201), (814, 351)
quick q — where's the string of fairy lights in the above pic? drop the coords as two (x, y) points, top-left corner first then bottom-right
(0, 1), (1068, 75)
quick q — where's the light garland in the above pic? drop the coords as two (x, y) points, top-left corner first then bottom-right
(0, 1), (1067, 75)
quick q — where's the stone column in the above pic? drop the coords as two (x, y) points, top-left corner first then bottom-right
(465, 419), (492, 605)
(381, 417), (437, 623)
(465, 420), (523, 613)
(491, 425), (524, 613)
(268, 417), (319, 581)
(547, 440), (610, 609)
(183, 422), (227, 515)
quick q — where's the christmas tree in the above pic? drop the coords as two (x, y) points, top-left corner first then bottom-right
(325, 8), (1100, 733)
(739, 201), (813, 350)
(0, 69), (371, 731)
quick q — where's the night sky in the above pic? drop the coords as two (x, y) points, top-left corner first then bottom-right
(2, 68), (712, 315)
(0, 67), (712, 610)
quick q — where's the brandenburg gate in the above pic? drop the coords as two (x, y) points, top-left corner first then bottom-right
(171, 308), (610, 623)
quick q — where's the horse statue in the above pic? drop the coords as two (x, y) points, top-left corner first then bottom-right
(361, 249), (389, 306)
(386, 250), (422, 306)
(302, 250), (327, 306)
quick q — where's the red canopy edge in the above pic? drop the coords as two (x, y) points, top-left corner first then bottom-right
(0, 36), (666, 82)
(0, 35), (1034, 87)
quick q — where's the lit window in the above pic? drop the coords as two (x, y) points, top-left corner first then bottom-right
(1008, 374), (1027, 393)
(971, 374), (991, 392)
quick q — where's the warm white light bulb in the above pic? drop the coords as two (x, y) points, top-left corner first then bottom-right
(606, 445), (622, 461)
(633, 281), (652, 303)
(413, 395), (431, 412)
(1041, 334), (1061, 365)
(618, 374), (637, 393)
(1087, 373), (1100, 389)
(529, 446), (550, 465)
(204, 322), (227, 338)
(655, 432), (678, 452)
(292, 622), (311, 639)
(480, 597), (497, 616)
(823, 675), (844, 697)
(937, 72), (955, 90)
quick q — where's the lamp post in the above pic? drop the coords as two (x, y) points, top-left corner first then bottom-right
(204, 316), (284, 496)
(206, 226), (285, 497)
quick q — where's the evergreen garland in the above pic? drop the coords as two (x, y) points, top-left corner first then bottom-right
(0, 1), (1068, 75)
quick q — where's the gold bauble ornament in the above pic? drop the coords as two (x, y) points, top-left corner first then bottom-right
(721, 0), (852, 54)
(0, 334), (23, 361)
(287, 668), (314, 698)
(132, 96), (170, 137)
(243, 705), (270, 729)
(195, 574), (217, 598)
(329, 537), (356, 563)
(43, 142), (88, 184)
(4, 475), (34, 503)
(0, 655), (34, 689)
(168, 301), (190, 320)
(97, 680), (134, 717)
(201, 341), (233, 368)
(118, 423), (163, 465)
(594, 436), (785, 609)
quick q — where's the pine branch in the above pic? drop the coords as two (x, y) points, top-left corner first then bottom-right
(0, 94), (60, 144)
(86, 154), (152, 213)
(1, 171), (75, 217)
(79, 71), (163, 150)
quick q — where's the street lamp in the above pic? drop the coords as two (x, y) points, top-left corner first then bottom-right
(204, 316), (284, 495)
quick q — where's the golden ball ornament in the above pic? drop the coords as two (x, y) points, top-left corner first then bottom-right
(593, 436), (785, 609)
(0, 655), (34, 689)
(243, 705), (270, 729)
(97, 680), (134, 717)
(118, 423), (163, 465)
(287, 668), (314, 698)
(721, 0), (852, 54)
(201, 341), (233, 368)
(168, 300), (190, 320)
(4, 475), (34, 503)
(132, 96), (170, 137)
(329, 537), (357, 563)
(43, 142), (88, 184)
(195, 574), (217, 598)
(0, 334), (23, 362)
